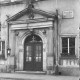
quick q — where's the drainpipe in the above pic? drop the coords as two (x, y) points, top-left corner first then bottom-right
(55, 9), (59, 75)
(7, 22), (11, 56)
(7, 16), (11, 56)
(7, 22), (9, 49)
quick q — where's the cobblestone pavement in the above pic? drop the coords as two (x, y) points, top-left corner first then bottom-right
(0, 73), (79, 80)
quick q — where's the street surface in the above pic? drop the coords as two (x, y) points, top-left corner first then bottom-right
(0, 73), (79, 80)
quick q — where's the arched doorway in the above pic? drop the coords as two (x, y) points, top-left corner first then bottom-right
(24, 34), (43, 71)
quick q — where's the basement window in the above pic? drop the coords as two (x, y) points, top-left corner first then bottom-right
(0, 41), (5, 59)
(61, 37), (75, 56)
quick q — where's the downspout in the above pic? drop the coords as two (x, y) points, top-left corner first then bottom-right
(6, 15), (11, 56)
(56, 9), (59, 67)
(7, 22), (9, 49)
(6, 15), (9, 49)
(55, 9), (59, 75)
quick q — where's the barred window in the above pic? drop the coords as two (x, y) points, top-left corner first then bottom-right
(62, 37), (75, 56)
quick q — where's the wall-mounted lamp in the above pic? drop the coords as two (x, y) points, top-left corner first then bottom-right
(7, 48), (11, 56)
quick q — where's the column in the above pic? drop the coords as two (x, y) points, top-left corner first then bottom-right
(47, 26), (54, 74)
(9, 30), (16, 72)
(10, 30), (16, 55)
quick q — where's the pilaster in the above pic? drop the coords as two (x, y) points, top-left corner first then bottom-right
(47, 26), (54, 73)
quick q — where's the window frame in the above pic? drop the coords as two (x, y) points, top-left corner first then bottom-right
(62, 37), (75, 55)
(60, 35), (76, 57)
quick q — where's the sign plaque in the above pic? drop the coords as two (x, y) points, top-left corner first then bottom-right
(62, 11), (74, 19)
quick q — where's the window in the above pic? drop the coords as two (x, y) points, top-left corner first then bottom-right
(0, 41), (5, 59)
(62, 37), (75, 56)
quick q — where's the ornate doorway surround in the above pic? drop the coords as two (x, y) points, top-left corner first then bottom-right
(18, 30), (47, 71)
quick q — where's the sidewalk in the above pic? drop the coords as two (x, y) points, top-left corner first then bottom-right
(0, 73), (79, 80)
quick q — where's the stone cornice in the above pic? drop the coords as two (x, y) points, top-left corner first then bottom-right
(10, 21), (53, 30)
(9, 18), (54, 25)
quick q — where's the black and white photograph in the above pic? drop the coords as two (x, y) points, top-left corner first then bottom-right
(0, 0), (79, 80)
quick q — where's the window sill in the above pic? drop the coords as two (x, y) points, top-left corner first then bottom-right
(60, 54), (77, 59)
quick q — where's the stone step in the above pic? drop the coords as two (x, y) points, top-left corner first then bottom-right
(15, 71), (47, 75)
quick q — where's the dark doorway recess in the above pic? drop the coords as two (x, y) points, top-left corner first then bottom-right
(24, 34), (43, 71)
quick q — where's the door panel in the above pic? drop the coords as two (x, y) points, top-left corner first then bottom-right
(34, 44), (42, 71)
(24, 44), (33, 70)
(26, 46), (32, 61)
(24, 42), (43, 71)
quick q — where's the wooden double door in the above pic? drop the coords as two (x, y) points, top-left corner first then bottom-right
(24, 42), (43, 71)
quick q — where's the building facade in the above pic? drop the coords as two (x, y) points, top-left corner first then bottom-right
(0, 0), (80, 76)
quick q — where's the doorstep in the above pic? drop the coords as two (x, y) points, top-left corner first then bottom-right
(15, 71), (47, 75)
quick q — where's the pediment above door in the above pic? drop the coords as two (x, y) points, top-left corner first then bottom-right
(7, 8), (55, 30)
(7, 8), (55, 24)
